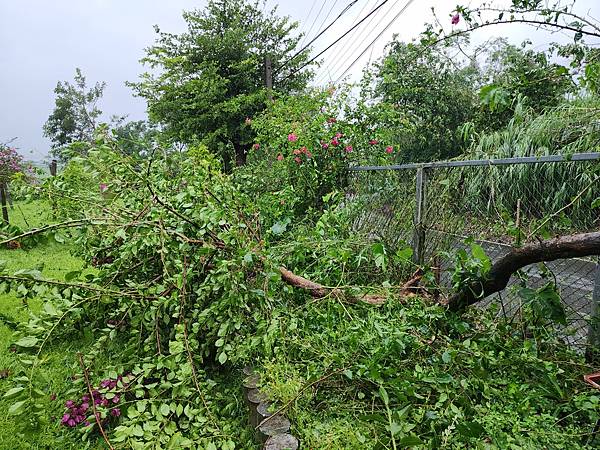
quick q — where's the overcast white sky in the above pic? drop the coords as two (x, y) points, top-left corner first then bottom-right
(1, 0), (598, 161)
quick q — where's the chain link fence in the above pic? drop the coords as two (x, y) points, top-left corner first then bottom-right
(347, 153), (600, 351)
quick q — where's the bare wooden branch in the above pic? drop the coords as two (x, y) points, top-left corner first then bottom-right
(278, 267), (423, 305)
(446, 231), (600, 311)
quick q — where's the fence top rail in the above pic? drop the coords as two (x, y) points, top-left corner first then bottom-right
(348, 152), (600, 171)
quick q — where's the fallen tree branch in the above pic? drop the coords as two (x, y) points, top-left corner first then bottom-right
(445, 231), (600, 311)
(278, 267), (423, 305)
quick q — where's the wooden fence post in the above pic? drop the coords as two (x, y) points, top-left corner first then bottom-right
(412, 167), (427, 265)
(50, 159), (57, 176)
(587, 258), (600, 362)
(265, 57), (273, 103)
(0, 182), (8, 224)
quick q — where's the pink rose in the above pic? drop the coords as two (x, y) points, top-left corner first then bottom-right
(385, 146), (393, 154)
(288, 133), (298, 142)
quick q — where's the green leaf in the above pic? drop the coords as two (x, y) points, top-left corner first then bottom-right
(457, 421), (485, 438)
(3, 387), (25, 399)
(388, 421), (402, 436)
(218, 352), (228, 364)
(378, 386), (389, 405)
(395, 247), (413, 262)
(270, 218), (290, 236)
(8, 400), (27, 415)
(398, 435), (424, 446)
(442, 351), (452, 364)
(14, 336), (39, 348)
(160, 403), (170, 416)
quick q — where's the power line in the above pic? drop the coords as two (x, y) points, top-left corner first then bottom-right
(312, 0), (341, 44)
(334, 0), (417, 83)
(279, 0), (392, 83)
(275, 0), (359, 74)
(324, 0), (399, 83)
(298, 0), (328, 50)
(296, 0), (319, 39)
(315, 0), (386, 84)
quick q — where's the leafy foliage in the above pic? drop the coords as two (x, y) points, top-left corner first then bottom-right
(258, 296), (598, 448)
(371, 41), (478, 163)
(43, 68), (105, 161)
(131, 0), (313, 169)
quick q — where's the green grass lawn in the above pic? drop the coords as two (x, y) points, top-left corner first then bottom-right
(0, 201), (102, 449)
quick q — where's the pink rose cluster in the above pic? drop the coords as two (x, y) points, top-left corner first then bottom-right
(60, 373), (131, 428)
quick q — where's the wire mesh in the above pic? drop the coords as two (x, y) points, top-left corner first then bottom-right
(347, 157), (600, 350)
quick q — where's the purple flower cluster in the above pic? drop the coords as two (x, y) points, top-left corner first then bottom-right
(0, 145), (24, 182)
(60, 374), (131, 428)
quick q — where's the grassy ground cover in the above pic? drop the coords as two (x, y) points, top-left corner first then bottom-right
(0, 201), (100, 449)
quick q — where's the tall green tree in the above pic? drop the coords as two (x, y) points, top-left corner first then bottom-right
(477, 40), (574, 130)
(43, 68), (105, 160)
(131, 0), (312, 169)
(372, 41), (478, 162)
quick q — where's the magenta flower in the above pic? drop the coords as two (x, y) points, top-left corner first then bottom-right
(99, 184), (108, 193)
(335, 132), (343, 138)
(345, 145), (353, 153)
(321, 141), (329, 149)
(451, 13), (460, 25)
(65, 400), (74, 408)
(112, 395), (120, 404)
(293, 148), (301, 155)
(277, 153), (284, 161)
(369, 139), (378, 145)
(287, 133), (298, 142)
(252, 143), (260, 150)
(111, 408), (121, 417)
(294, 156), (301, 164)
(385, 146), (393, 154)
(331, 138), (339, 147)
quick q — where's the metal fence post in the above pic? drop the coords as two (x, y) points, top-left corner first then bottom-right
(587, 258), (600, 362)
(412, 167), (427, 265)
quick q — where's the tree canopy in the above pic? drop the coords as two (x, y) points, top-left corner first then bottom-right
(131, 0), (313, 169)
(43, 68), (105, 160)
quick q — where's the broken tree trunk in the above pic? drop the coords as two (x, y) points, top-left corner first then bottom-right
(446, 231), (600, 312)
(278, 267), (423, 305)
